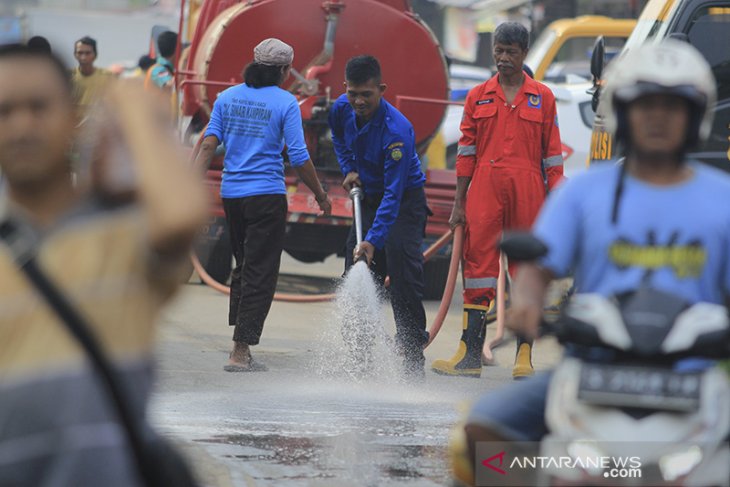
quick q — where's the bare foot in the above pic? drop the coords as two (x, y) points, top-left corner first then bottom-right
(224, 342), (268, 372)
(229, 341), (251, 367)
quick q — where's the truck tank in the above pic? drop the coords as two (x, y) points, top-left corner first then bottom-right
(182, 0), (455, 299)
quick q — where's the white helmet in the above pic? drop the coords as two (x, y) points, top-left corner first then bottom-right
(603, 39), (716, 149)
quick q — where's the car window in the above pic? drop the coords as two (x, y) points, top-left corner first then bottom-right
(687, 5), (730, 154)
(544, 36), (628, 83)
(622, 0), (679, 54)
(525, 28), (557, 74)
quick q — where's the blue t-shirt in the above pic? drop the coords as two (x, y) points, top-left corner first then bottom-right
(328, 95), (426, 249)
(534, 162), (730, 304)
(149, 57), (173, 89)
(205, 84), (310, 198)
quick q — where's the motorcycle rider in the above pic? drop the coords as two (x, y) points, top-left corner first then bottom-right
(460, 39), (730, 483)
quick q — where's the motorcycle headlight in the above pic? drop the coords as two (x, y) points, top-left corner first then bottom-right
(659, 445), (702, 482)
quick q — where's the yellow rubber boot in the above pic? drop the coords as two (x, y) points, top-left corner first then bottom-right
(431, 306), (487, 378)
(512, 337), (534, 379)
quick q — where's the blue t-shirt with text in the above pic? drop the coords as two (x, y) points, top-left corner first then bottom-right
(205, 84), (309, 198)
(534, 162), (730, 304)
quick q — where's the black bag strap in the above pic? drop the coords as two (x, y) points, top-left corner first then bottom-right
(0, 220), (156, 487)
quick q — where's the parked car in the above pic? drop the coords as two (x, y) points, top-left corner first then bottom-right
(524, 15), (635, 84)
(589, 0), (730, 171)
(546, 82), (594, 178)
(435, 64), (492, 169)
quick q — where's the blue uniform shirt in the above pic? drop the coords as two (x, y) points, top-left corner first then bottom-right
(329, 94), (426, 249)
(205, 84), (310, 198)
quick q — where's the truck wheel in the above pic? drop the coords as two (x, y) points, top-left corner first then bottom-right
(205, 236), (233, 285)
(446, 143), (458, 170)
(423, 256), (451, 301)
(285, 249), (330, 263)
(193, 219), (233, 285)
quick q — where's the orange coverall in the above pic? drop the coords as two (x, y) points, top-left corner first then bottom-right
(456, 74), (564, 307)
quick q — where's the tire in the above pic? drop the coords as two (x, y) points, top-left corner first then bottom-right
(205, 233), (233, 284)
(193, 218), (233, 285)
(285, 249), (330, 263)
(423, 256), (451, 301)
(446, 143), (458, 170)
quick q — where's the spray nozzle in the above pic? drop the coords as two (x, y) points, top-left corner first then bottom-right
(349, 186), (363, 201)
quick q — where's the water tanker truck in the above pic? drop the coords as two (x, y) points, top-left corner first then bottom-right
(178, 0), (457, 298)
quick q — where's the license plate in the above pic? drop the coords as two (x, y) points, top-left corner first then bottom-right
(577, 364), (702, 412)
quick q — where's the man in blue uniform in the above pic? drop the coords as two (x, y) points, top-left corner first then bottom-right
(329, 55), (429, 379)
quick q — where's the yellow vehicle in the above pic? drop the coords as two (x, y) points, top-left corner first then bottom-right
(589, 0), (730, 168)
(524, 15), (636, 83)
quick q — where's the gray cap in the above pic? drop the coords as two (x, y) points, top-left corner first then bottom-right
(253, 38), (294, 66)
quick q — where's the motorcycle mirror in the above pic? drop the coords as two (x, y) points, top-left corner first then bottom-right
(590, 36), (605, 82)
(498, 232), (548, 262)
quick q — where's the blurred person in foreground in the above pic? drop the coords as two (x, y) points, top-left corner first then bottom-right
(458, 40), (728, 485)
(71, 35), (113, 112)
(0, 44), (207, 485)
(195, 38), (331, 372)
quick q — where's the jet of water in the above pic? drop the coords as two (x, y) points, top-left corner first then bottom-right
(314, 261), (400, 382)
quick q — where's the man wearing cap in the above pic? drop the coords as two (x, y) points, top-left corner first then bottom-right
(328, 55), (429, 380)
(195, 38), (332, 372)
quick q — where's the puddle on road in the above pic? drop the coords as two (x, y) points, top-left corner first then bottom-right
(181, 262), (474, 485)
(196, 430), (449, 485)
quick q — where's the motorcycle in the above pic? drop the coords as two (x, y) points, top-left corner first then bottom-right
(498, 234), (730, 486)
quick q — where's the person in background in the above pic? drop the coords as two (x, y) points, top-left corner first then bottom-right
(194, 38), (332, 372)
(137, 54), (155, 75)
(27, 35), (51, 54)
(71, 36), (112, 111)
(146, 31), (177, 91)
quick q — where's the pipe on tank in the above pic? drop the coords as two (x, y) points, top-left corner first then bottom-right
(302, 1), (345, 91)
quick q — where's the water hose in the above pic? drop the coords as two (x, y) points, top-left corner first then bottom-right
(191, 228), (459, 307)
(424, 225), (463, 348)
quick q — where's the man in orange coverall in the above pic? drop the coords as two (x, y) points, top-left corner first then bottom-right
(432, 22), (563, 379)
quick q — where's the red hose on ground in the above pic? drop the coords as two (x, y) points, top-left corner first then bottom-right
(190, 251), (337, 302)
(424, 225), (463, 348)
(191, 228), (459, 306)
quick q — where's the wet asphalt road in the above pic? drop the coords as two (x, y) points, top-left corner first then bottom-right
(149, 254), (561, 486)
